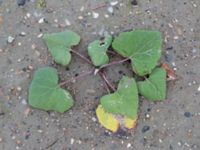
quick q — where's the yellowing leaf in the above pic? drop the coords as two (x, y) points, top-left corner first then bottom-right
(96, 105), (138, 132)
(96, 105), (119, 132)
(101, 76), (139, 119)
(124, 116), (137, 129)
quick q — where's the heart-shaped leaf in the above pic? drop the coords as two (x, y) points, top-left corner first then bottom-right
(100, 76), (139, 119)
(28, 67), (74, 113)
(43, 30), (80, 66)
(88, 35), (112, 66)
(96, 105), (137, 132)
(112, 30), (162, 76)
(137, 68), (166, 101)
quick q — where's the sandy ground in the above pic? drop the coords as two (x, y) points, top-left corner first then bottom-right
(0, 0), (200, 149)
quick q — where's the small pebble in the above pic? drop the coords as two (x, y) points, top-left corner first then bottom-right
(17, 0), (26, 6)
(92, 12), (99, 19)
(77, 140), (82, 144)
(104, 14), (109, 18)
(7, 36), (15, 44)
(131, 0), (138, 5)
(159, 138), (163, 143)
(92, 117), (97, 122)
(198, 86), (200, 92)
(21, 99), (27, 105)
(24, 108), (31, 117)
(37, 33), (43, 38)
(70, 138), (74, 145)
(19, 32), (26, 36)
(110, 1), (118, 6)
(168, 23), (173, 28)
(80, 6), (84, 11)
(28, 65), (33, 70)
(145, 113), (151, 119)
(35, 50), (40, 57)
(64, 19), (71, 26)
(178, 141), (182, 146)
(172, 62), (176, 66)
(127, 143), (131, 148)
(16, 140), (21, 145)
(12, 136), (16, 140)
(192, 81), (196, 84)
(142, 125), (150, 133)
(26, 13), (31, 18)
(184, 142), (190, 147)
(156, 109), (160, 112)
(37, 130), (43, 133)
(54, 19), (58, 23)
(107, 7), (114, 13)
(192, 48), (197, 53)
(18, 42), (21, 46)
(38, 18), (45, 24)
(17, 86), (22, 91)
(184, 112), (191, 118)
(78, 16), (83, 20)
(173, 36), (179, 40)
(31, 44), (36, 50)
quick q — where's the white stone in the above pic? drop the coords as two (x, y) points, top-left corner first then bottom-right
(127, 143), (131, 148)
(21, 99), (27, 105)
(70, 138), (74, 145)
(7, 36), (15, 43)
(107, 7), (114, 13)
(38, 18), (45, 24)
(37, 33), (43, 38)
(92, 12), (99, 19)
(26, 13), (31, 18)
(198, 86), (200, 92)
(110, 1), (118, 6)
(65, 19), (71, 26)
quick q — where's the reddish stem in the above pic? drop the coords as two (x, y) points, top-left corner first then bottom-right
(59, 70), (93, 86)
(101, 77), (111, 93)
(107, 50), (124, 57)
(70, 49), (92, 65)
(99, 72), (116, 91)
(91, 3), (106, 10)
(100, 57), (130, 70)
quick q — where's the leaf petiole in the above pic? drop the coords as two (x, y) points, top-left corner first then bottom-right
(99, 72), (116, 92)
(99, 57), (130, 70)
(59, 70), (94, 86)
(70, 49), (93, 65)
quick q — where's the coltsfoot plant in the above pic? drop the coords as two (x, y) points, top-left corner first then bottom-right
(28, 29), (168, 132)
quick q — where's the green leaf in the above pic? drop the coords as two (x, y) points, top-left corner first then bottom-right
(137, 68), (166, 101)
(112, 30), (162, 76)
(88, 35), (112, 66)
(43, 30), (80, 66)
(100, 76), (138, 119)
(28, 67), (74, 113)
